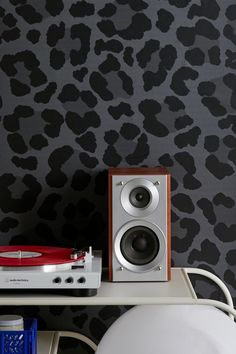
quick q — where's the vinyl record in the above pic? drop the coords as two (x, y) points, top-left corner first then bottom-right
(0, 246), (80, 267)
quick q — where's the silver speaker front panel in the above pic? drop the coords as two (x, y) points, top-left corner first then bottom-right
(112, 174), (168, 281)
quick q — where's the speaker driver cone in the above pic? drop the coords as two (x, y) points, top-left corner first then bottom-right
(120, 226), (159, 265)
(129, 187), (151, 209)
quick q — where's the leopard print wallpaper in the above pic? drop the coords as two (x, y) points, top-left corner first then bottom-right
(1, 0), (236, 351)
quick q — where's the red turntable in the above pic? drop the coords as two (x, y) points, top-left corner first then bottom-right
(0, 245), (102, 296)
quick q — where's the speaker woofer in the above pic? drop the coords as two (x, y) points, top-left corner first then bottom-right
(114, 220), (166, 273)
(120, 226), (159, 265)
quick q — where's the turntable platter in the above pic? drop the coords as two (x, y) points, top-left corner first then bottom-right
(0, 246), (81, 271)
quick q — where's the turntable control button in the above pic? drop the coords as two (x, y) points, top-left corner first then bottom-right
(53, 277), (62, 284)
(65, 277), (74, 284)
(78, 277), (86, 284)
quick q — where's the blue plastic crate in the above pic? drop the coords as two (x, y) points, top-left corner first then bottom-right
(0, 318), (37, 354)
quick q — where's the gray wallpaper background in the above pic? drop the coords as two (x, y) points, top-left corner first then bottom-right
(0, 0), (236, 350)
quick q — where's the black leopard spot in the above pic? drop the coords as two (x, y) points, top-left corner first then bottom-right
(3, 105), (34, 132)
(204, 135), (219, 152)
(90, 72), (113, 101)
(219, 115), (236, 134)
(98, 3), (117, 17)
(225, 50), (236, 70)
(225, 250), (236, 265)
(156, 9), (174, 33)
(73, 68), (88, 82)
(94, 39), (123, 55)
(29, 134), (48, 150)
(214, 223), (236, 242)
(213, 193), (235, 208)
(172, 218), (200, 252)
(46, 146), (74, 187)
(103, 146), (122, 167)
(143, 45), (177, 91)
(175, 115), (193, 130)
(64, 203), (76, 220)
(183, 174), (202, 190)
(41, 109), (64, 138)
(174, 152), (196, 173)
(123, 47), (134, 66)
(205, 155), (234, 179)
(80, 90), (97, 108)
(174, 127), (201, 148)
(71, 170), (91, 191)
(45, 0), (64, 16)
(38, 194), (62, 220)
(188, 0), (220, 20)
(2, 28), (20, 42)
(228, 149), (236, 166)
(197, 198), (216, 224)
(70, 24), (91, 65)
(136, 39), (160, 68)
(198, 81), (216, 96)
(223, 24), (236, 45)
(201, 97), (226, 116)
(223, 135), (236, 148)
(172, 193), (195, 213)
(76, 132), (97, 153)
(69, 1), (95, 17)
(0, 217), (19, 232)
(104, 130), (119, 144)
(125, 133), (149, 165)
(139, 99), (169, 137)
(66, 111), (100, 135)
(27, 29), (40, 44)
(16, 4), (42, 24)
(50, 49), (65, 70)
(10, 79), (30, 96)
(47, 22), (65, 47)
(171, 67), (199, 96)
(185, 48), (205, 66)
(58, 84), (79, 102)
(3, 13), (17, 27)
(99, 54), (120, 74)
(120, 123), (140, 140)
(225, 5), (236, 21)
(208, 46), (220, 65)
(159, 153), (174, 167)
(12, 156), (37, 170)
(164, 96), (185, 112)
(79, 152), (98, 168)
(168, 0), (191, 8)
(223, 73), (236, 109)
(108, 102), (134, 120)
(7, 133), (27, 154)
(97, 13), (151, 40)
(0, 174), (42, 213)
(118, 71), (133, 95)
(116, 0), (148, 11)
(34, 82), (57, 103)
(188, 239), (220, 265)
